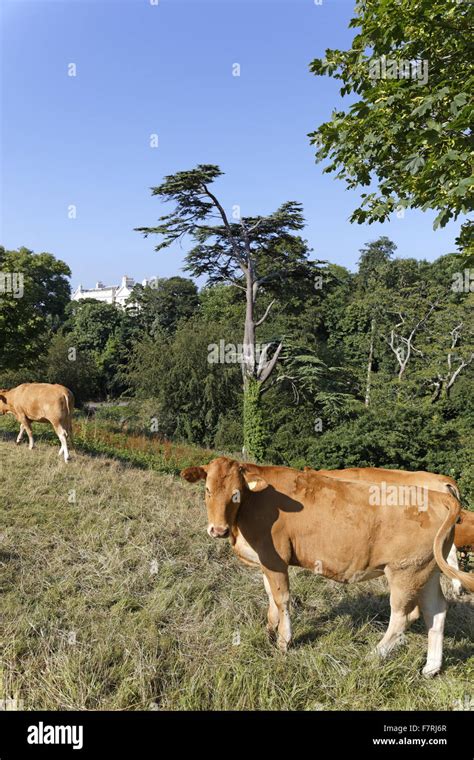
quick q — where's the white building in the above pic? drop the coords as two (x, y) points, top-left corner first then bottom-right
(71, 275), (153, 308)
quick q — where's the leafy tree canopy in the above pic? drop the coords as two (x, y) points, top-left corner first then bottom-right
(309, 0), (473, 243)
(0, 246), (71, 371)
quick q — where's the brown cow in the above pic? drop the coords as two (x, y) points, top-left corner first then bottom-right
(182, 457), (474, 677)
(0, 383), (74, 462)
(304, 466), (470, 596)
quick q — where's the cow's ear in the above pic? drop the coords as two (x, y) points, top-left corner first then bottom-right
(241, 469), (268, 493)
(181, 466), (208, 483)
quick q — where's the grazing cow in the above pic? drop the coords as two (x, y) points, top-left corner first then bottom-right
(304, 466), (469, 596)
(182, 457), (474, 677)
(0, 383), (74, 462)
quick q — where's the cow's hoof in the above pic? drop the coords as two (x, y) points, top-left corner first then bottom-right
(277, 639), (290, 653)
(422, 664), (440, 679)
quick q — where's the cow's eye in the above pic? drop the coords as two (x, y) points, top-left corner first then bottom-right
(205, 487), (211, 495)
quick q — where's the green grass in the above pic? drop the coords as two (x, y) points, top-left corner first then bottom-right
(0, 438), (473, 711)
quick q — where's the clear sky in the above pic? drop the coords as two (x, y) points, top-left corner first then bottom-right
(1, 0), (463, 290)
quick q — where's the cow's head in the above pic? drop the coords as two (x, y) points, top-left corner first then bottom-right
(181, 457), (268, 538)
(0, 391), (11, 415)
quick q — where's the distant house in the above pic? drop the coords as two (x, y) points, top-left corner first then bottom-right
(71, 275), (153, 308)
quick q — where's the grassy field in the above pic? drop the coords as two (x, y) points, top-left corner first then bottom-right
(0, 436), (473, 711)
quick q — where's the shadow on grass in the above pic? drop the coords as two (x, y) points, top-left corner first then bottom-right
(0, 549), (21, 563)
(0, 430), (18, 443)
(442, 642), (473, 666)
(293, 589), (473, 649)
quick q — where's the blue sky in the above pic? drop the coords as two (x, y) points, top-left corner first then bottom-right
(1, 0), (463, 290)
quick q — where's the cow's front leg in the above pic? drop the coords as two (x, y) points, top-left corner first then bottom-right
(16, 424), (25, 445)
(263, 569), (291, 652)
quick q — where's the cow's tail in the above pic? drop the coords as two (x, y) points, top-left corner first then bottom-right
(434, 484), (474, 592)
(444, 480), (461, 501)
(63, 391), (74, 447)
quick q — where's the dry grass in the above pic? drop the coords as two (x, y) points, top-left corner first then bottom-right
(0, 440), (472, 711)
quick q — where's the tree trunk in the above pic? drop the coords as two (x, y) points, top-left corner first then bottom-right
(241, 264), (263, 460)
(242, 375), (266, 462)
(365, 318), (375, 407)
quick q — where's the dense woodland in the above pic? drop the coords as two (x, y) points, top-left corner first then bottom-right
(1, 239), (472, 499)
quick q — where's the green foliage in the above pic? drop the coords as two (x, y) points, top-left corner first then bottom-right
(126, 318), (241, 446)
(309, 0), (473, 238)
(63, 299), (123, 354)
(44, 333), (101, 405)
(214, 413), (243, 453)
(0, 246), (71, 371)
(128, 277), (198, 334)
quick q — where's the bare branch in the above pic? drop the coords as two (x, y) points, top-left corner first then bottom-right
(255, 300), (276, 327)
(258, 342), (283, 384)
(446, 352), (474, 391)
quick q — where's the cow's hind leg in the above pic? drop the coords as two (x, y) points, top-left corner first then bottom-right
(54, 425), (70, 462)
(263, 573), (279, 636)
(419, 570), (447, 678)
(447, 544), (462, 597)
(374, 569), (418, 659)
(263, 569), (291, 652)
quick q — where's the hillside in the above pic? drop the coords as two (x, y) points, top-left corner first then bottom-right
(0, 441), (472, 710)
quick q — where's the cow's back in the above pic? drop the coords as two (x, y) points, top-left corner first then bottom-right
(318, 467), (458, 495)
(11, 383), (74, 424)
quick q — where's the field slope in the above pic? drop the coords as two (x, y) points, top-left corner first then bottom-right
(0, 441), (472, 710)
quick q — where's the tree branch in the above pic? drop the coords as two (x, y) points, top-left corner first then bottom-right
(255, 300), (276, 327)
(258, 342), (283, 384)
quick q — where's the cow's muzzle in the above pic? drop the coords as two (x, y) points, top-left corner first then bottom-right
(208, 524), (230, 539)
